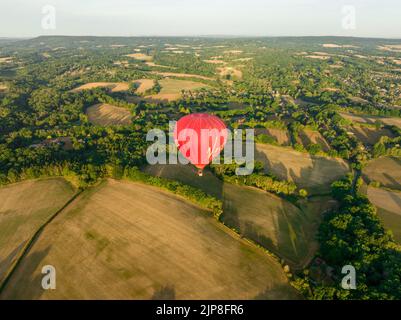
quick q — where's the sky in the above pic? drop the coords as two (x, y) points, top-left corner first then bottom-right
(0, 0), (400, 38)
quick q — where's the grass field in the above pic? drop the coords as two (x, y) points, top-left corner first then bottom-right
(349, 125), (394, 145)
(255, 144), (349, 194)
(86, 103), (132, 126)
(367, 187), (401, 243)
(0, 179), (298, 299)
(340, 112), (401, 129)
(0, 178), (76, 285)
(363, 157), (401, 190)
(299, 129), (331, 152)
(145, 163), (333, 268)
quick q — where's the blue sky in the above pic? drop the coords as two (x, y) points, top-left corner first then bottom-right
(0, 0), (400, 38)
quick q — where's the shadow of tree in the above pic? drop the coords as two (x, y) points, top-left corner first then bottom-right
(253, 283), (301, 300)
(151, 285), (176, 300)
(0, 241), (26, 283)
(382, 172), (401, 190)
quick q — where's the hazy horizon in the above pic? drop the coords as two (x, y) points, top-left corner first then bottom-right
(3, 35), (401, 41)
(1, 0), (401, 38)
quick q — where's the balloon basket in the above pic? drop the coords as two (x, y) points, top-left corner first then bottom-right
(197, 169), (203, 177)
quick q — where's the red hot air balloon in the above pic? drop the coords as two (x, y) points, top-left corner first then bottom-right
(174, 113), (228, 176)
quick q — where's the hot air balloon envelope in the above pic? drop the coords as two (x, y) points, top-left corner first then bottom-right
(174, 113), (227, 175)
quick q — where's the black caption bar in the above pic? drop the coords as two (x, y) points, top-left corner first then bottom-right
(0, 300), (398, 319)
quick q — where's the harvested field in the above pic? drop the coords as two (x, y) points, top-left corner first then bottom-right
(363, 157), (401, 190)
(0, 180), (298, 299)
(113, 61), (129, 67)
(86, 104), (132, 126)
(125, 53), (153, 61)
(222, 184), (332, 267)
(133, 79), (155, 94)
(0, 178), (76, 284)
(367, 187), (401, 243)
(158, 78), (207, 93)
(255, 144), (349, 194)
(340, 112), (401, 129)
(305, 55), (330, 60)
(218, 67), (243, 79)
(145, 93), (181, 102)
(378, 45), (401, 53)
(255, 128), (291, 146)
(0, 83), (7, 91)
(204, 60), (226, 64)
(224, 50), (243, 54)
(350, 125), (395, 145)
(145, 62), (173, 68)
(144, 78), (209, 102)
(368, 187), (401, 218)
(267, 128), (291, 146)
(299, 129), (331, 152)
(150, 71), (215, 81)
(322, 44), (358, 48)
(71, 82), (129, 93)
(0, 57), (13, 63)
(234, 58), (253, 62)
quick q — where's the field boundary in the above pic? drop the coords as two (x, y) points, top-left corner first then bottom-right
(0, 190), (83, 295)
